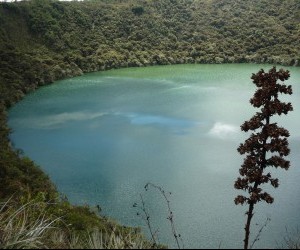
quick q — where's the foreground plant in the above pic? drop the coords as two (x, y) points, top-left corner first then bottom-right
(282, 227), (300, 249)
(234, 67), (293, 249)
(0, 199), (155, 249)
(134, 183), (183, 249)
(0, 199), (60, 249)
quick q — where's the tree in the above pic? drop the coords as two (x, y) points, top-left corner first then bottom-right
(132, 6), (144, 15)
(234, 67), (293, 249)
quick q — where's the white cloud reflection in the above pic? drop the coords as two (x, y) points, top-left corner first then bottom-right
(208, 122), (239, 140)
(12, 111), (202, 135)
(13, 111), (106, 129)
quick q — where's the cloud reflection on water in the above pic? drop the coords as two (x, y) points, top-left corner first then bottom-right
(12, 111), (203, 135)
(208, 122), (240, 140)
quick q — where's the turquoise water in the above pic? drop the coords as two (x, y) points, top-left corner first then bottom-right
(8, 64), (300, 248)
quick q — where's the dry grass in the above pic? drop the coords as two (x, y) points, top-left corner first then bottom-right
(281, 227), (300, 249)
(0, 199), (157, 249)
(0, 199), (61, 249)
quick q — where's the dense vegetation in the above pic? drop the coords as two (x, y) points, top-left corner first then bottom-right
(1, 0), (299, 107)
(0, 0), (299, 248)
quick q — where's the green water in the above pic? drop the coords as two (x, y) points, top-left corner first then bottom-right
(8, 64), (300, 248)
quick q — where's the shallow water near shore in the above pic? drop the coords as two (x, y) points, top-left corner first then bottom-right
(8, 64), (300, 248)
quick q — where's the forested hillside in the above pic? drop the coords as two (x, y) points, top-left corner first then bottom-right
(0, 0), (299, 248)
(1, 0), (299, 107)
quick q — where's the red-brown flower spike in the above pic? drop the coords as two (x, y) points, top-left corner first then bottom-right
(234, 67), (293, 249)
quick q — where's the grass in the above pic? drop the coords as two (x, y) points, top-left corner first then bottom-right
(0, 199), (60, 249)
(0, 199), (158, 249)
(281, 227), (300, 249)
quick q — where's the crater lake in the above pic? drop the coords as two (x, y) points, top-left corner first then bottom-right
(8, 64), (300, 248)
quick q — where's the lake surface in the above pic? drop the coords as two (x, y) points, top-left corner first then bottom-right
(8, 64), (300, 248)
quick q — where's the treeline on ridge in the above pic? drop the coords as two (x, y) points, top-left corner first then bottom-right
(1, 0), (299, 107)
